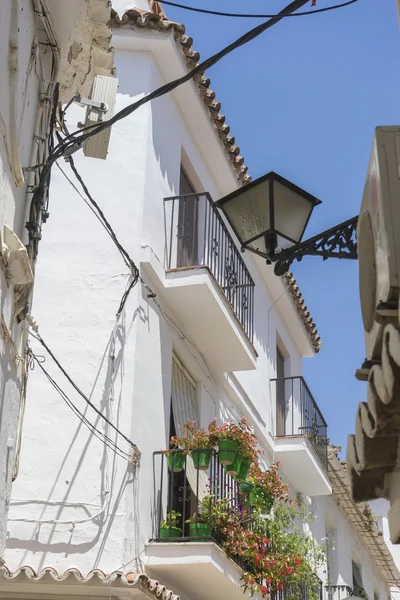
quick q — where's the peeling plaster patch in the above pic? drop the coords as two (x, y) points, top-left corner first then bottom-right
(68, 41), (83, 64)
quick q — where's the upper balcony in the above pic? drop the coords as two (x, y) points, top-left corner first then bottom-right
(271, 376), (331, 496)
(147, 192), (256, 372)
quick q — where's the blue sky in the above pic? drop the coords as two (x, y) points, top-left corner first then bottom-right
(163, 0), (400, 453)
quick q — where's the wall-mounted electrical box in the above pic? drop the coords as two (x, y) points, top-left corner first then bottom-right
(82, 75), (119, 160)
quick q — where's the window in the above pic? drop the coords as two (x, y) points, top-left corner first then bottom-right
(168, 355), (207, 532)
(326, 528), (334, 583)
(276, 346), (286, 436)
(177, 168), (198, 267)
(352, 561), (365, 598)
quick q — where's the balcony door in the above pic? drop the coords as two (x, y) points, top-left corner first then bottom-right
(276, 348), (286, 436)
(177, 168), (198, 267)
(169, 356), (208, 533)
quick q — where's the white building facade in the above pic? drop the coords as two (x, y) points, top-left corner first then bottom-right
(0, 0), (113, 563)
(0, 2), (398, 600)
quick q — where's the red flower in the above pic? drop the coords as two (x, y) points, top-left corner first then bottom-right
(260, 585), (269, 597)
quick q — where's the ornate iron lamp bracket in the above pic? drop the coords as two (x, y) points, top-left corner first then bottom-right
(273, 215), (358, 276)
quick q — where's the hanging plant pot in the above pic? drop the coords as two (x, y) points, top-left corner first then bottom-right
(167, 451), (185, 472)
(218, 439), (239, 465)
(189, 522), (212, 539)
(159, 526), (182, 539)
(239, 481), (254, 495)
(191, 448), (212, 470)
(235, 459), (252, 482)
(249, 487), (274, 513)
(226, 452), (242, 477)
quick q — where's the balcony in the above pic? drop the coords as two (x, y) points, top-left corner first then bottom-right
(146, 449), (246, 600)
(160, 192), (256, 372)
(271, 376), (331, 496)
(146, 450), (323, 600)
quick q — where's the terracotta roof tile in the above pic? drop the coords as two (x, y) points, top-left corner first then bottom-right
(0, 566), (179, 600)
(110, 7), (252, 186)
(328, 450), (400, 587)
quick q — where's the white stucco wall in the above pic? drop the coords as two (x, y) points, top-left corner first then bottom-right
(0, 0), (41, 560)
(0, 0), (112, 563)
(370, 499), (400, 599)
(313, 496), (389, 600)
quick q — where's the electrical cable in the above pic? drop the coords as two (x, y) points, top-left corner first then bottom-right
(154, 0), (358, 18)
(61, 154), (139, 316)
(29, 351), (131, 461)
(66, 155), (136, 273)
(55, 161), (112, 235)
(28, 330), (138, 453)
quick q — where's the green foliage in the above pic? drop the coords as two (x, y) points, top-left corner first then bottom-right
(208, 484), (326, 599)
(160, 510), (182, 529)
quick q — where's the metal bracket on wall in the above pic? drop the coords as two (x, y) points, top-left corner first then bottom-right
(273, 215), (358, 276)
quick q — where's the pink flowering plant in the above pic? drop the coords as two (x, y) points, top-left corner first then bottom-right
(210, 493), (325, 599)
(165, 420), (216, 454)
(209, 417), (261, 461)
(248, 462), (290, 502)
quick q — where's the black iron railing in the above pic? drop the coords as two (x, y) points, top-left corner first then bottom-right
(164, 193), (255, 342)
(271, 376), (328, 470)
(153, 448), (238, 541)
(272, 580), (323, 600)
(325, 585), (354, 600)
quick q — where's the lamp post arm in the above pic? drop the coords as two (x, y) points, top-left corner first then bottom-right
(273, 215), (358, 276)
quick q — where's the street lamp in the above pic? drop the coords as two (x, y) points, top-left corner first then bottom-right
(216, 171), (358, 275)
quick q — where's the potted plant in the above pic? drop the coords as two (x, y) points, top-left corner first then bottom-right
(247, 463), (289, 512)
(186, 495), (213, 539)
(210, 417), (260, 470)
(181, 420), (214, 470)
(209, 419), (240, 465)
(186, 513), (212, 539)
(159, 510), (182, 539)
(163, 438), (186, 472)
(239, 480), (255, 494)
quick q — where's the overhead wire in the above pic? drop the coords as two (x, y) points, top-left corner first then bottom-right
(28, 349), (131, 461)
(154, 0), (359, 18)
(28, 330), (138, 453)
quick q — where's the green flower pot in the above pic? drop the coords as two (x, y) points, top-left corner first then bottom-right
(249, 487), (274, 513)
(189, 522), (212, 539)
(167, 451), (185, 472)
(218, 439), (239, 465)
(159, 526), (182, 538)
(239, 481), (254, 494)
(191, 448), (212, 470)
(235, 459), (252, 482)
(226, 452), (242, 477)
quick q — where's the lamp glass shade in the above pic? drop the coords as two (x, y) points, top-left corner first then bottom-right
(218, 178), (270, 249)
(273, 181), (315, 252)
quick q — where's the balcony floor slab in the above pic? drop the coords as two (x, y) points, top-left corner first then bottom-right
(144, 541), (260, 600)
(274, 436), (332, 496)
(141, 252), (257, 372)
